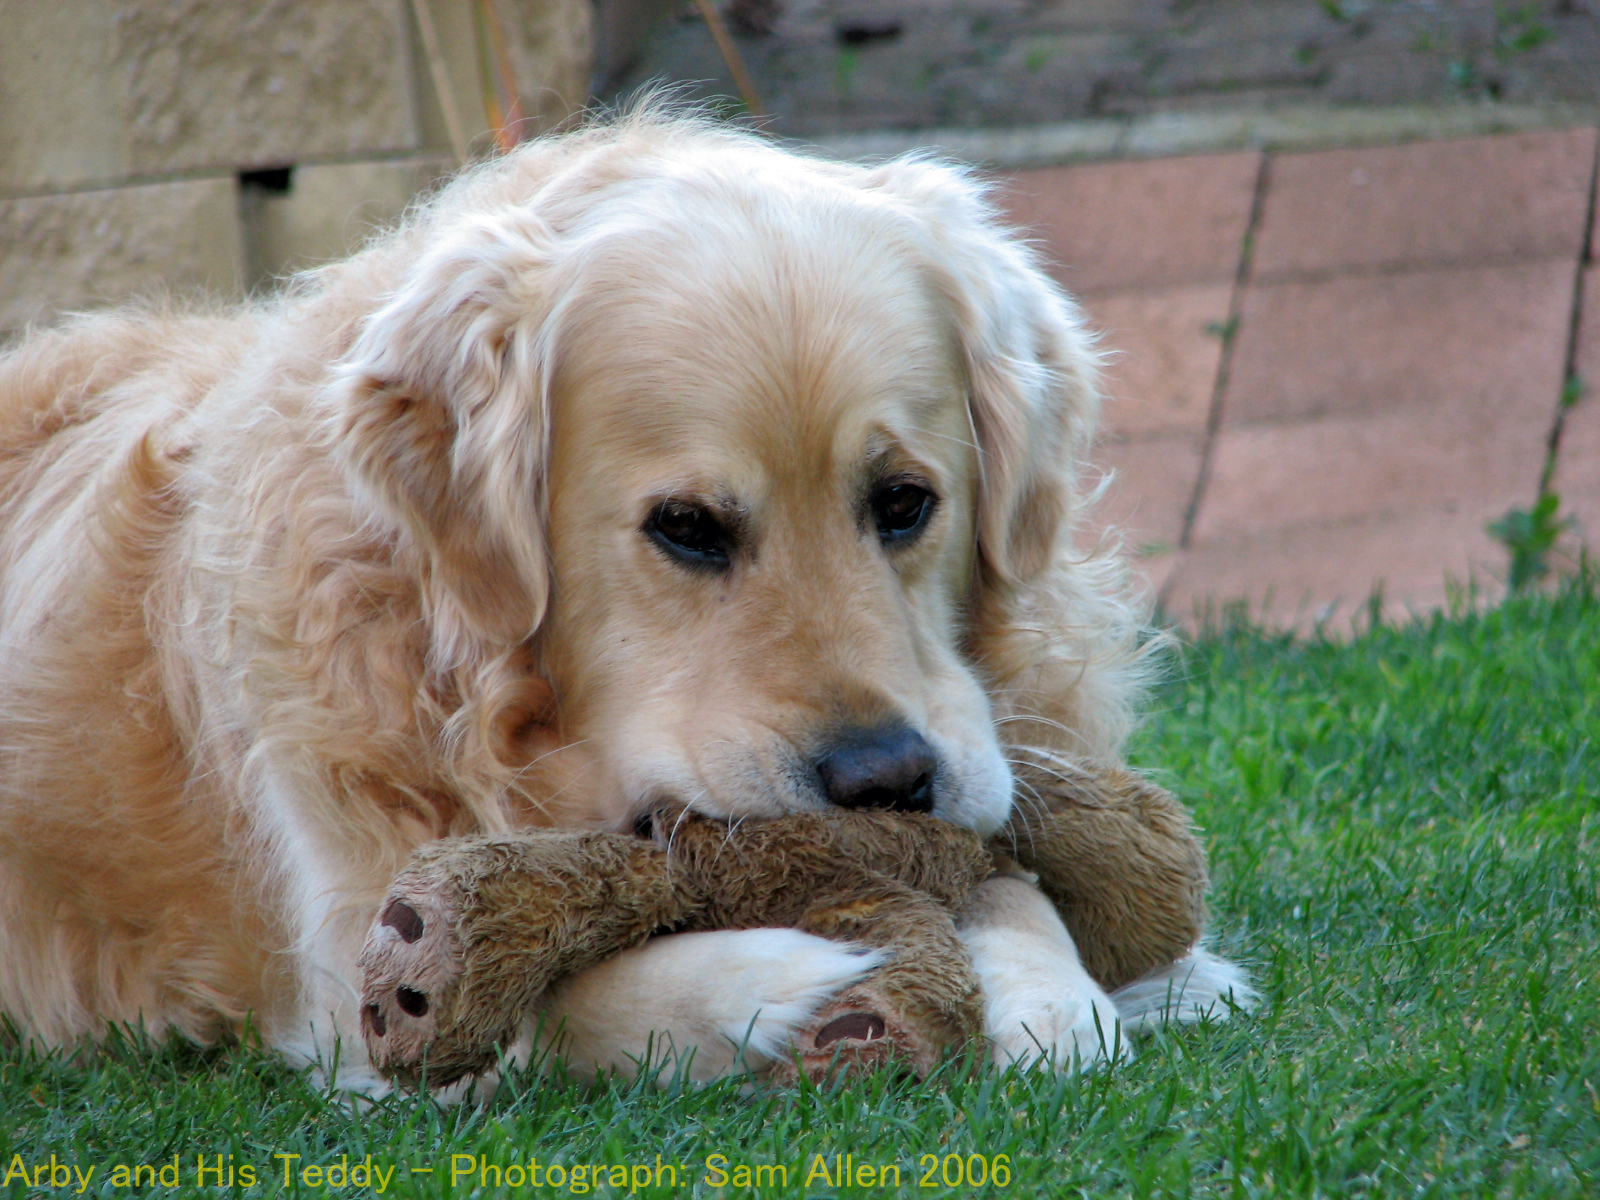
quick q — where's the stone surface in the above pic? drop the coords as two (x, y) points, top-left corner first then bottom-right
(1225, 261), (1577, 425)
(116, 0), (420, 177)
(1074, 281), (1230, 581)
(500, 0), (595, 135)
(1129, 4), (1327, 111)
(1084, 284), (1231, 439)
(594, 0), (684, 91)
(243, 158), (453, 288)
(1594, 166), (1600, 262)
(0, 0), (592, 194)
(1252, 130), (1597, 280)
(996, 153), (1259, 295)
(1578, 267), (1600, 383)
(1198, 259), (1572, 582)
(0, 4), (130, 198)
(0, 179), (245, 336)
(0, 0), (419, 194)
(410, 0), (592, 159)
(611, 0), (1600, 137)
(811, 103), (1595, 173)
(1016, 0), (1166, 35)
(817, 120), (1124, 167)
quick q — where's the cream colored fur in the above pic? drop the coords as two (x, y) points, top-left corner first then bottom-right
(0, 108), (1218, 1090)
(533, 929), (889, 1084)
(960, 876), (1129, 1068)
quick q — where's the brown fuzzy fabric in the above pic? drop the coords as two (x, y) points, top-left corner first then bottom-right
(358, 833), (686, 1085)
(661, 811), (991, 1083)
(657, 808), (994, 927)
(785, 877), (982, 1080)
(1000, 762), (1208, 990)
(357, 763), (1208, 1087)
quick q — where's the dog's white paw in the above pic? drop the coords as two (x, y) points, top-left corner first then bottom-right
(533, 928), (885, 1083)
(1112, 947), (1258, 1033)
(984, 980), (1129, 1070)
(273, 1008), (399, 1102)
(964, 922), (1131, 1070)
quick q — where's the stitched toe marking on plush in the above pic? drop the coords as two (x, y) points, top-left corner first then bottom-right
(815, 1012), (886, 1047)
(381, 899), (425, 943)
(358, 881), (467, 1080)
(758, 985), (925, 1088)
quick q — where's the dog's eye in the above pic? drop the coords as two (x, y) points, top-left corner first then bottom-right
(645, 501), (732, 568)
(872, 483), (935, 544)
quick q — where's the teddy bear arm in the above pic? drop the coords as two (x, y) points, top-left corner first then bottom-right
(653, 814), (986, 1082)
(657, 808), (992, 929)
(763, 869), (985, 1083)
(359, 830), (691, 1086)
(800, 810), (996, 909)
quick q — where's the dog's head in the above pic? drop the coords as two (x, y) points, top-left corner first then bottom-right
(333, 118), (1103, 836)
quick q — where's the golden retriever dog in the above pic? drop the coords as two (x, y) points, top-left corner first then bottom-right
(0, 109), (1246, 1092)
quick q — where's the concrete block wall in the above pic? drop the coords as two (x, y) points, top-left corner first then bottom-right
(0, 0), (592, 340)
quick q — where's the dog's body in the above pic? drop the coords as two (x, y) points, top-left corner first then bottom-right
(0, 112), (1243, 1090)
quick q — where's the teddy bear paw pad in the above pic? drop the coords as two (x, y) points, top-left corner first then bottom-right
(767, 985), (929, 1086)
(357, 880), (467, 1079)
(814, 1012), (887, 1045)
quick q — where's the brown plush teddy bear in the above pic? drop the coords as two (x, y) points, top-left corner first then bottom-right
(357, 762), (1207, 1088)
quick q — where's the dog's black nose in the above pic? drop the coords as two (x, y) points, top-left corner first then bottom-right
(817, 726), (937, 813)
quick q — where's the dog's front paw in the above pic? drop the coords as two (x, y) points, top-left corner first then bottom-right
(963, 925), (1131, 1071)
(981, 977), (1130, 1070)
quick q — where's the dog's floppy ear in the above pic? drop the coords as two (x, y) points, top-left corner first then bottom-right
(332, 208), (556, 652)
(864, 158), (1101, 585)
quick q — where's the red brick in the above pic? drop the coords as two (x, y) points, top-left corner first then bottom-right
(1555, 416), (1600, 552)
(1593, 157), (1600, 265)
(995, 152), (1259, 295)
(1576, 264), (1600, 391)
(1224, 261), (1576, 425)
(1194, 402), (1548, 544)
(1162, 505), (1513, 634)
(1555, 266), (1600, 549)
(1253, 129), (1597, 281)
(1084, 284), (1230, 439)
(1082, 434), (1203, 553)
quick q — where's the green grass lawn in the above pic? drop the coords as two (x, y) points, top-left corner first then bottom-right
(4, 579), (1597, 1198)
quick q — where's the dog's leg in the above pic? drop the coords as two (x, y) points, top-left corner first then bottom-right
(270, 896), (391, 1097)
(1110, 947), (1258, 1033)
(250, 771), (397, 1097)
(958, 875), (1131, 1069)
(959, 875), (1255, 1070)
(531, 929), (885, 1084)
